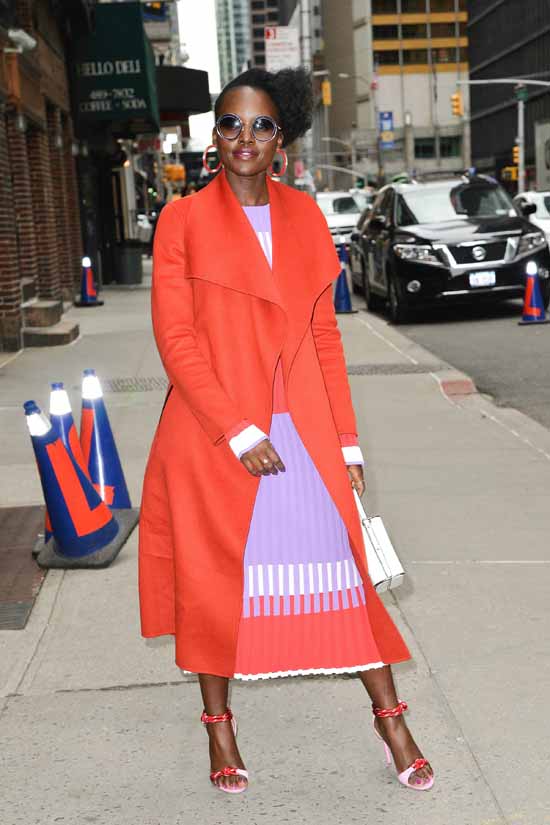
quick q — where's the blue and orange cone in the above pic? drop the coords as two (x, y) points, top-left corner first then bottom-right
(519, 261), (550, 325)
(74, 256), (104, 308)
(80, 369), (132, 509)
(49, 382), (88, 475)
(334, 245), (356, 314)
(24, 400), (119, 562)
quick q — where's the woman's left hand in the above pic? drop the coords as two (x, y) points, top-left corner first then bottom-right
(347, 464), (365, 497)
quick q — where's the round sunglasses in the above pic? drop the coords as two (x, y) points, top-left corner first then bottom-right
(216, 113), (281, 142)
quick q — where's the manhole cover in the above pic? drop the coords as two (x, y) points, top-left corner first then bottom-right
(0, 506), (47, 630)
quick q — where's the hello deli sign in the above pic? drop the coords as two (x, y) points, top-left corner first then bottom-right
(72, 1), (159, 131)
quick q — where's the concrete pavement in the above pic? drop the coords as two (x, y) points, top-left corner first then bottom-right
(1, 270), (549, 825)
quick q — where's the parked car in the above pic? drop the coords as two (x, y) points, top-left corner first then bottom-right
(513, 191), (550, 246)
(348, 174), (550, 323)
(316, 190), (363, 247)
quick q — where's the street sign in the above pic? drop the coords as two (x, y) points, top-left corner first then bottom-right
(264, 26), (300, 72)
(379, 111), (395, 150)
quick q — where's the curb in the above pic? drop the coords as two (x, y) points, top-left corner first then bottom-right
(432, 369), (478, 398)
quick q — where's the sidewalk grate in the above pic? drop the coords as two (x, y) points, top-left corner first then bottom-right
(102, 376), (168, 393)
(100, 366), (442, 393)
(0, 506), (47, 630)
(347, 363), (444, 376)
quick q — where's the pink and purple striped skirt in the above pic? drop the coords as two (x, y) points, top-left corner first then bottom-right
(234, 411), (385, 680)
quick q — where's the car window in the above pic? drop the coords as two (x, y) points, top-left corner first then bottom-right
(333, 196), (360, 214)
(396, 195), (417, 226)
(401, 182), (516, 223)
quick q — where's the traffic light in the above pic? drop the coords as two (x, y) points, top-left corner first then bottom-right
(513, 144), (520, 165)
(451, 92), (464, 117)
(321, 79), (332, 107)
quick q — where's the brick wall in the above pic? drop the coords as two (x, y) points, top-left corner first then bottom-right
(6, 113), (39, 286)
(62, 115), (83, 289)
(0, 103), (22, 351)
(28, 125), (62, 301)
(47, 105), (72, 300)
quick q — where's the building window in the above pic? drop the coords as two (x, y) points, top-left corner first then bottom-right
(374, 50), (399, 65)
(255, 54), (266, 65)
(373, 25), (399, 39)
(253, 27), (264, 37)
(430, 23), (457, 38)
(429, 0), (456, 10)
(403, 49), (429, 64)
(372, 0), (398, 12)
(402, 24), (428, 39)
(434, 48), (452, 63)
(415, 138), (435, 159)
(267, 11), (278, 20)
(401, 0), (426, 11)
(252, 14), (265, 22)
(251, 1), (263, 8)
(440, 136), (462, 157)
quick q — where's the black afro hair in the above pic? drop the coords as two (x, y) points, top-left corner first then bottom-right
(214, 66), (313, 148)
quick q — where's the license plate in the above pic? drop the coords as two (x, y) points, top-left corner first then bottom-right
(469, 270), (496, 288)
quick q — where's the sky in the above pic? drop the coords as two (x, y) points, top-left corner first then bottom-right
(177, 0), (220, 145)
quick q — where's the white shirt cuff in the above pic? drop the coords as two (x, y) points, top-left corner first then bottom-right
(342, 445), (364, 465)
(229, 424), (269, 459)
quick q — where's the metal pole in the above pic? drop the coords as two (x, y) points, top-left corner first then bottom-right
(518, 96), (525, 194)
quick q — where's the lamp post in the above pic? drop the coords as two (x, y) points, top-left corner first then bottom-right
(338, 71), (382, 184)
(313, 69), (333, 188)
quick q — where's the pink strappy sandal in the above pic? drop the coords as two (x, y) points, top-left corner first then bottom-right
(372, 700), (434, 791)
(200, 708), (249, 794)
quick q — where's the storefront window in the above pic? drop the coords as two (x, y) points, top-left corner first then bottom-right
(415, 137), (436, 158)
(440, 136), (462, 157)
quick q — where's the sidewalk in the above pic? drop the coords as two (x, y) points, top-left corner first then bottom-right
(1, 274), (549, 825)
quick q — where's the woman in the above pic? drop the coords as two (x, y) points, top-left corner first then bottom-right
(139, 67), (433, 795)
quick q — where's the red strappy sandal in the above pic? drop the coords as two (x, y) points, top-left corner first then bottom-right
(372, 701), (434, 791)
(200, 708), (249, 794)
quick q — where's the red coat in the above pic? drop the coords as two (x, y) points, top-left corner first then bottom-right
(139, 171), (410, 676)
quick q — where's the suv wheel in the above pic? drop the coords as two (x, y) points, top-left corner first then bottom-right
(363, 262), (384, 312)
(388, 273), (410, 324)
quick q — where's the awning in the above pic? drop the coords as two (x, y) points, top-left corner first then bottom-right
(71, 1), (160, 138)
(155, 65), (211, 127)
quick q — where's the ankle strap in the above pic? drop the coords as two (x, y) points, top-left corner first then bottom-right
(201, 708), (233, 724)
(372, 700), (408, 718)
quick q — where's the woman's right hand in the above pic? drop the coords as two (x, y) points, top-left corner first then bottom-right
(240, 439), (286, 476)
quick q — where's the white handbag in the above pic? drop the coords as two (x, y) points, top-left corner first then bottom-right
(353, 490), (405, 592)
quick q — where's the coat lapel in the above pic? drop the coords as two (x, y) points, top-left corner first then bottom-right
(186, 171), (281, 307)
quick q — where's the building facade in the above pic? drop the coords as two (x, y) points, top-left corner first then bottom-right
(468, 0), (550, 187)
(0, 0), (92, 351)
(352, 0), (470, 182)
(250, 0), (280, 68)
(215, 0), (251, 88)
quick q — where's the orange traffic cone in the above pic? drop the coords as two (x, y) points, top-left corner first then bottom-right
(518, 261), (550, 325)
(74, 256), (104, 308)
(24, 400), (136, 569)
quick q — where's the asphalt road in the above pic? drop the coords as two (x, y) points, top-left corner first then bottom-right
(373, 297), (550, 430)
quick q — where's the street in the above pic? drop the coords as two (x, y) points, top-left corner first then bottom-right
(2, 275), (550, 824)
(398, 298), (550, 430)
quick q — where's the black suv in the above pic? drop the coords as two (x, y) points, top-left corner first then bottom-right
(349, 175), (550, 323)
